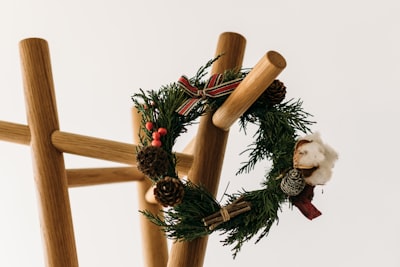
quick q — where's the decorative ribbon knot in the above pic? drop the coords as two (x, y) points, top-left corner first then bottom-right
(176, 74), (243, 116)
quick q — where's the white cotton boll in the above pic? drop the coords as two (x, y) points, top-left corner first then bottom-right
(304, 165), (333, 185)
(295, 141), (325, 168)
(294, 132), (339, 186)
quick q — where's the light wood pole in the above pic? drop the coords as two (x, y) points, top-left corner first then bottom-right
(132, 108), (169, 267)
(20, 38), (79, 267)
(167, 32), (246, 267)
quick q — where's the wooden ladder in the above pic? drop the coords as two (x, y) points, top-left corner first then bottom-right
(0, 32), (285, 267)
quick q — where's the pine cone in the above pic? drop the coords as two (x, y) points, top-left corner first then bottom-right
(265, 79), (286, 105)
(136, 146), (169, 178)
(154, 176), (184, 207)
(280, 168), (306, 196)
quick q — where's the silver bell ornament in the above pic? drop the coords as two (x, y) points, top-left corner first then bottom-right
(280, 168), (306, 196)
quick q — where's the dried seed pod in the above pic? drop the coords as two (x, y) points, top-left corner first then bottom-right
(264, 79), (286, 105)
(280, 168), (306, 196)
(136, 145), (168, 178)
(154, 176), (185, 207)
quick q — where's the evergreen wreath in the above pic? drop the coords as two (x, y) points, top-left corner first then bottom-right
(131, 56), (338, 258)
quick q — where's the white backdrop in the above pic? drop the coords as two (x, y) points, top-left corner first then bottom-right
(1, 0), (399, 266)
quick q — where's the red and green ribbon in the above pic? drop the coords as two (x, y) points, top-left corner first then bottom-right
(176, 74), (243, 116)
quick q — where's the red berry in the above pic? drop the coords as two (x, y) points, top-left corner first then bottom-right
(151, 139), (162, 147)
(145, 122), (153, 131)
(152, 132), (161, 140)
(157, 127), (167, 136)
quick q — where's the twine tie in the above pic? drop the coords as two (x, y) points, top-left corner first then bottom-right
(220, 207), (230, 222)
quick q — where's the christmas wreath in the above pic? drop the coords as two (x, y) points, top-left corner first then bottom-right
(132, 56), (338, 257)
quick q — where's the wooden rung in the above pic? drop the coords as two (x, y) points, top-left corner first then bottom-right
(0, 120), (30, 145)
(51, 130), (137, 164)
(52, 130), (193, 175)
(212, 51), (286, 131)
(66, 166), (145, 187)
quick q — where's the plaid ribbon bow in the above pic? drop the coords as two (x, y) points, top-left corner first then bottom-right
(176, 74), (243, 116)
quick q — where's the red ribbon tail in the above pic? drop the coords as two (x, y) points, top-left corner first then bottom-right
(291, 184), (322, 220)
(292, 199), (322, 220)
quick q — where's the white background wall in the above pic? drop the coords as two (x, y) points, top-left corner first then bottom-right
(1, 0), (399, 266)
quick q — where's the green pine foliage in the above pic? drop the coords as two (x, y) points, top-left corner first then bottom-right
(217, 98), (313, 257)
(237, 99), (314, 175)
(141, 181), (220, 241)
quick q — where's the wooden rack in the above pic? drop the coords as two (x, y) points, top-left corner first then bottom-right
(0, 32), (285, 267)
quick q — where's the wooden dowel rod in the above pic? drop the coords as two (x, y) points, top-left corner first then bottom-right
(212, 50), (286, 130)
(20, 38), (78, 267)
(66, 166), (144, 187)
(167, 31), (246, 267)
(52, 130), (136, 164)
(51, 130), (193, 174)
(0, 120), (30, 145)
(132, 107), (168, 267)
